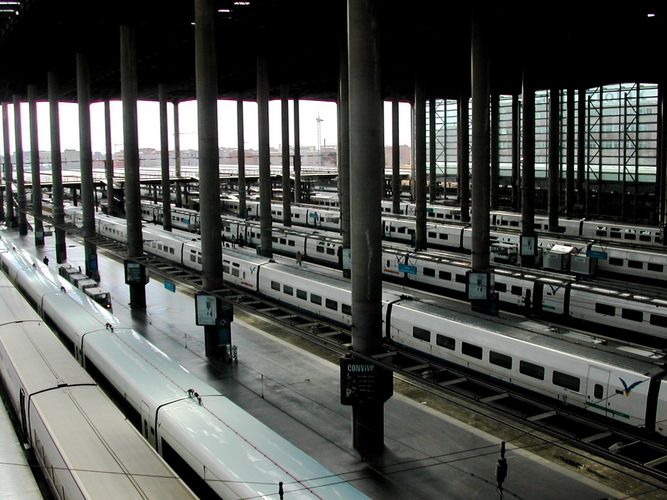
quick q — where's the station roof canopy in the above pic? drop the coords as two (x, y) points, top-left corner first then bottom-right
(0, 0), (664, 103)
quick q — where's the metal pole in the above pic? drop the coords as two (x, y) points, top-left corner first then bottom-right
(237, 99), (246, 219)
(586, 95), (591, 218)
(338, 39), (351, 276)
(48, 73), (66, 263)
(511, 94), (520, 210)
(173, 99), (183, 208)
(257, 49), (272, 258)
(548, 87), (559, 232)
(7, 100), (18, 228)
(28, 85), (44, 246)
(281, 84), (291, 227)
(159, 84), (172, 231)
(521, 72), (536, 237)
(471, 3), (491, 275)
(120, 27), (144, 305)
(414, 76), (427, 250)
(459, 96), (470, 223)
(622, 93), (627, 220)
(490, 93), (500, 210)
(598, 88), (603, 216)
(0, 104), (4, 223)
(104, 100), (114, 217)
(634, 84), (639, 220)
(392, 97), (401, 214)
(293, 99), (302, 203)
(566, 88), (575, 217)
(577, 88), (586, 212)
(77, 53), (99, 281)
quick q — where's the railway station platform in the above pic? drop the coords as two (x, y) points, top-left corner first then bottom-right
(1, 224), (661, 499)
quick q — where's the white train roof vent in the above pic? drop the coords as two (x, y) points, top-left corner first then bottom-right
(617, 346), (665, 360)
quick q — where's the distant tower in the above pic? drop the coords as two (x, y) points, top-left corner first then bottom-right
(316, 113), (323, 166)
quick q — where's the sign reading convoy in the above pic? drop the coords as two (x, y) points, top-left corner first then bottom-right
(340, 355), (393, 405)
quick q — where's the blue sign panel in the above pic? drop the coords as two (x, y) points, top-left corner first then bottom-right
(586, 250), (608, 260)
(399, 263), (417, 275)
(164, 280), (176, 293)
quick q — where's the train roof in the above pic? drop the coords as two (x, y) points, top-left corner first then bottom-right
(396, 298), (665, 374)
(0, 322), (95, 393)
(32, 386), (195, 498)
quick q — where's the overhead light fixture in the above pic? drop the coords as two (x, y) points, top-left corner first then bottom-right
(218, 8), (231, 13)
(647, 12), (656, 17)
(0, 1), (21, 5)
(234, 1), (250, 5)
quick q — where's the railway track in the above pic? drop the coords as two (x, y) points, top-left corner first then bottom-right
(70, 230), (667, 491)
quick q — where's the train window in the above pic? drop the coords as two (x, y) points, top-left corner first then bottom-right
(437, 213), (444, 218)
(170, 247), (175, 255)
(596, 228), (607, 237)
(489, 351), (512, 370)
(553, 371), (580, 392)
(288, 240), (296, 247)
(608, 257), (623, 266)
(272, 237), (278, 243)
(326, 299), (338, 311)
(519, 361), (544, 380)
(294, 213), (300, 218)
(342, 304), (352, 315)
(189, 254), (197, 263)
(327, 248), (335, 255)
(232, 268), (239, 277)
(280, 238), (287, 245)
(648, 263), (664, 272)
(462, 342), (483, 360)
(621, 309), (642, 322)
(439, 234), (449, 240)
(594, 384), (603, 399)
(649, 314), (667, 328)
(428, 232), (437, 238)
(436, 334), (455, 350)
(455, 274), (466, 283)
(271, 281), (281, 291)
(439, 270), (451, 280)
(423, 268), (435, 277)
(413, 326), (431, 342)
(510, 221), (519, 227)
(223, 264), (229, 273)
(283, 285), (293, 296)
(398, 227), (406, 234)
(408, 229), (415, 235)
(595, 303), (615, 316)
(310, 294), (322, 305)
(511, 285), (522, 296)
(495, 282), (507, 293)
(316, 246), (324, 253)
(624, 233), (636, 241)
(445, 214), (452, 220)
(610, 229), (622, 238)
(297, 289), (307, 300)
(386, 260), (391, 267)
(628, 260), (643, 269)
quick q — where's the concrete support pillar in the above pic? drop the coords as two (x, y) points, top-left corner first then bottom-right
(237, 99), (246, 218)
(458, 96), (470, 223)
(0, 104), (5, 223)
(120, 27), (144, 305)
(414, 77), (427, 250)
(577, 88), (586, 212)
(104, 100), (114, 217)
(511, 94), (520, 210)
(391, 98), (401, 214)
(658, 84), (666, 227)
(490, 93), (500, 210)
(338, 41), (351, 276)
(521, 71), (536, 267)
(6, 95), (28, 236)
(28, 85), (44, 246)
(293, 100), (302, 203)
(77, 54), (99, 280)
(429, 99), (437, 202)
(6, 101), (19, 230)
(48, 73), (66, 263)
(173, 100), (183, 208)
(280, 84), (291, 227)
(159, 84), (172, 231)
(257, 50), (272, 257)
(548, 87), (559, 232)
(348, 0), (390, 458)
(195, 0), (223, 289)
(470, 4), (491, 276)
(566, 88), (575, 217)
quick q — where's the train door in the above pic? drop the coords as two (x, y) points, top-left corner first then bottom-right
(586, 366), (611, 418)
(141, 401), (151, 442)
(531, 281), (543, 313)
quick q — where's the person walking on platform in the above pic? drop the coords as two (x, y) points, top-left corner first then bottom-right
(296, 251), (303, 267)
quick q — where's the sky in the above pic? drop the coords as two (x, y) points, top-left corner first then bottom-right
(1, 99), (413, 156)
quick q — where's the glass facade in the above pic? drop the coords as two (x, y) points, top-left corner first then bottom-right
(424, 83), (659, 220)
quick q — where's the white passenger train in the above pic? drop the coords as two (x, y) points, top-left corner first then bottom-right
(215, 199), (667, 284)
(55, 213), (667, 438)
(121, 204), (667, 341)
(0, 236), (369, 500)
(305, 195), (665, 247)
(0, 261), (196, 500)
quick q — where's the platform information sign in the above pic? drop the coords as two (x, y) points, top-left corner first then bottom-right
(399, 263), (417, 275)
(164, 280), (176, 293)
(586, 250), (608, 260)
(340, 356), (393, 405)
